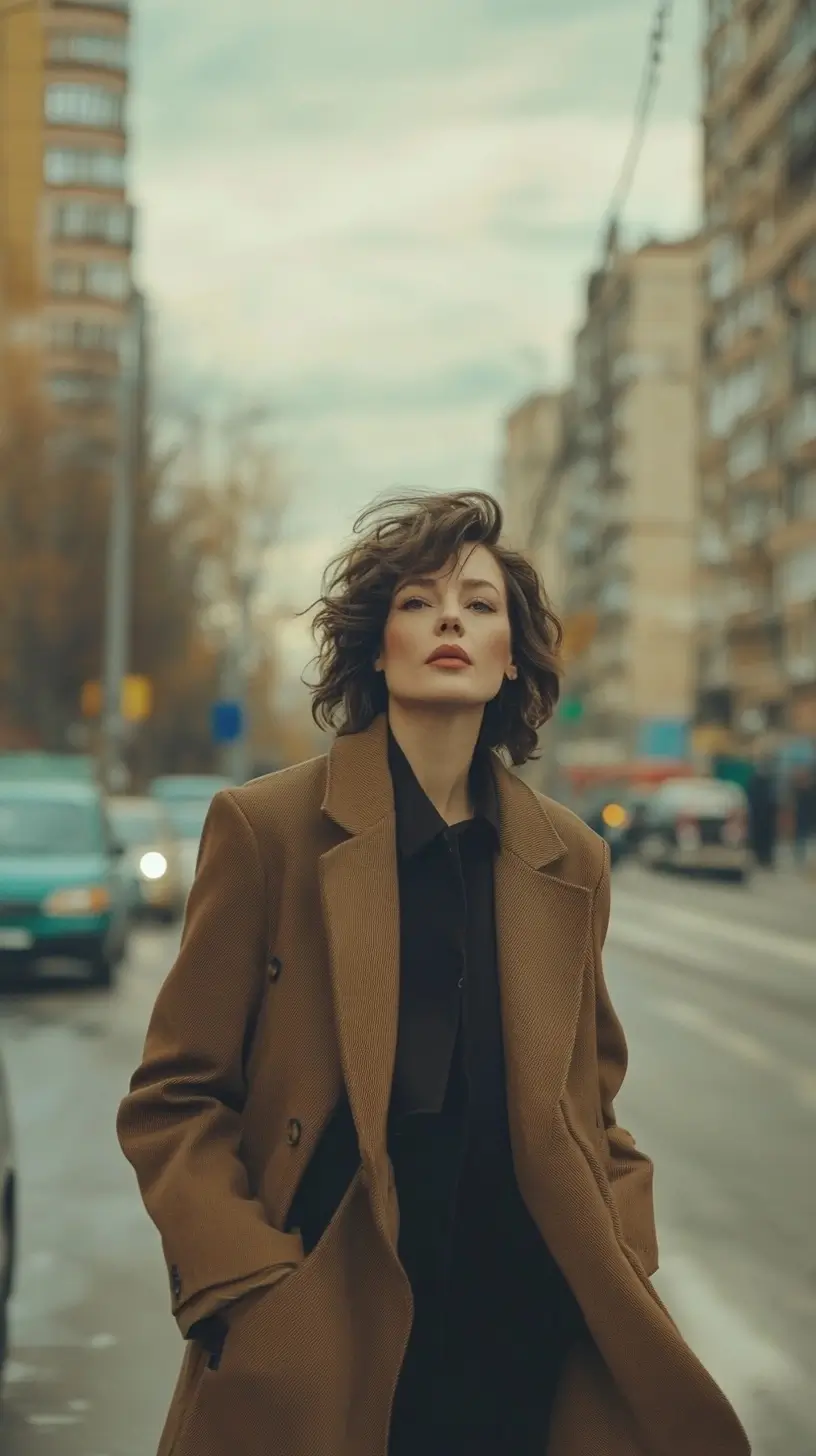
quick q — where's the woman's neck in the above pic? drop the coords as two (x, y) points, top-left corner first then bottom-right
(388, 702), (483, 824)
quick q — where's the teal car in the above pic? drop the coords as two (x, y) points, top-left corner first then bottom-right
(0, 779), (130, 988)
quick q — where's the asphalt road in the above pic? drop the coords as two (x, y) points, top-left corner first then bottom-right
(0, 861), (813, 1455)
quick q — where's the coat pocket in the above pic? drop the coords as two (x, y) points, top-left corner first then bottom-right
(168, 1166), (367, 1456)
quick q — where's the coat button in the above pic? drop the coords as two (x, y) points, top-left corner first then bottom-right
(286, 1118), (302, 1147)
(269, 955), (282, 982)
(170, 1264), (182, 1299)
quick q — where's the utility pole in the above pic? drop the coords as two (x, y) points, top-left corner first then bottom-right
(219, 573), (253, 785)
(101, 292), (141, 793)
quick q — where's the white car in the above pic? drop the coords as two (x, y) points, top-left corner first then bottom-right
(0, 1046), (15, 1390)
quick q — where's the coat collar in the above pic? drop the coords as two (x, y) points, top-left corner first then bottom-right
(321, 713), (568, 871)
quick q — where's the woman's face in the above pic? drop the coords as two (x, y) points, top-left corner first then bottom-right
(376, 543), (516, 712)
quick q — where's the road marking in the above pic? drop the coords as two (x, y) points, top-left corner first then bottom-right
(610, 895), (814, 968)
(653, 998), (815, 1113)
(654, 1250), (802, 1422)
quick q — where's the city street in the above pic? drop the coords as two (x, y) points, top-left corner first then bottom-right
(0, 863), (814, 1456)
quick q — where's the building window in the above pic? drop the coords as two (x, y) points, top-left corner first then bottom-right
(782, 391), (816, 454)
(85, 259), (129, 299)
(52, 199), (131, 244)
(708, 235), (742, 301)
(50, 257), (130, 300)
(51, 259), (84, 294)
(44, 146), (125, 188)
(49, 318), (120, 353)
(794, 313), (816, 380)
(777, 545), (816, 606)
(45, 82), (124, 130)
(727, 424), (770, 480)
(48, 32), (128, 69)
(789, 470), (816, 520)
(47, 373), (116, 405)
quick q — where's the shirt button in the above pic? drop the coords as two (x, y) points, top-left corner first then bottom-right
(457, 976), (464, 990)
(268, 955), (282, 982)
(286, 1118), (302, 1147)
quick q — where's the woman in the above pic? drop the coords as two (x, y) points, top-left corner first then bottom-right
(117, 492), (750, 1456)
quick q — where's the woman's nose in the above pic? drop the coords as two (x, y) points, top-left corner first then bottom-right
(437, 613), (464, 635)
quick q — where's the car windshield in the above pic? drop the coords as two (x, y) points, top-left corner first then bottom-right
(656, 780), (745, 814)
(0, 795), (104, 855)
(110, 803), (166, 846)
(164, 800), (210, 838)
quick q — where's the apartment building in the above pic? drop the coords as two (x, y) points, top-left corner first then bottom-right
(0, 0), (133, 452)
(698, 0), (816, 746)
(498, 390), (566, 593)
(554, 239), (702, 769)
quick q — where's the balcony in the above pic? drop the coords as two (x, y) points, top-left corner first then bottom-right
(729, 658), (787, 696)
(728, 51), (813, 166)
(769, 515), (816, 557)
(744, 193), (816, 286)
(707, 0), (796, 120)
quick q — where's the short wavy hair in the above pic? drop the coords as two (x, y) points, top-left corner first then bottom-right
(307, 490), (562, 765)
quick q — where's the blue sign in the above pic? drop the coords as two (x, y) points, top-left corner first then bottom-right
(636, 717), (690, 760)
(211, 700), (244, 744)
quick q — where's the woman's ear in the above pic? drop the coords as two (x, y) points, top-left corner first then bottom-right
(505, 663), (518, 682)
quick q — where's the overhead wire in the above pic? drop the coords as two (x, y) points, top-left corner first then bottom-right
(600, 0), (675, 258)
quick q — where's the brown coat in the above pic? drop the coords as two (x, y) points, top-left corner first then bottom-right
(117, 716), (751, 1456)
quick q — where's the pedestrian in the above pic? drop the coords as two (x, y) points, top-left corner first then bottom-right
(746, 756), (779, 869)
(117, 492), (750, 1456)
(791, 764), (816, 868)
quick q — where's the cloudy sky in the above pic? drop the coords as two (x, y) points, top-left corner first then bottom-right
(130, 0), (702, 664)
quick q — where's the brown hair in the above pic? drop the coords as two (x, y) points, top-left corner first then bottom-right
(307, 490), (562, 765)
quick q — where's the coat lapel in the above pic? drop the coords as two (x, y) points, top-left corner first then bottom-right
(493, 765), (593, 1195)
(318, 718), (592, 1215)
(318, 718), (400, 1170)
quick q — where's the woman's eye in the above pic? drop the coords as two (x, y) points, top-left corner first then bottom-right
(399, 596), (429, 610)
(469, 599), (496, 613)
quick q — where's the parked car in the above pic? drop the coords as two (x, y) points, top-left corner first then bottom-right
(636, 777), (752, 883)
(0, 779), (130, 986)
(0, 1045), (15, 1394)
(109, 796), (186, 923)
(149, 776), (233, 894)
(580, 790), (653, 865)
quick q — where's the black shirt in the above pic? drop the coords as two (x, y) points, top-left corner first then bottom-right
(386, 734), (579, 1455)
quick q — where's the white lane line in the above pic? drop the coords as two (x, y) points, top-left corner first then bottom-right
(654, 1250), (802, 1421)
(652, 997), (815, 1113)
(610, 895), (814, 969)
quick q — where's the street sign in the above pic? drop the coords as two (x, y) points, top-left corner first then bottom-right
(122, 675), (153, 722)
(211, 700), (244, 744)
(80, 675), (152, 722)
(559, 697), (584, 723)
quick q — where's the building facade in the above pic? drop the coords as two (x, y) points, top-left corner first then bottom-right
(555, 239), (702, 771)
(0, 0), (133, 454)
(698, 0), (816, 750)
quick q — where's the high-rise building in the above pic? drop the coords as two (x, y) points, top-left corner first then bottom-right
(0, 0), (133, 454)
(697, 0), (816, 749)
(499, 392), (564, 553)
(555, 239), (702, 770)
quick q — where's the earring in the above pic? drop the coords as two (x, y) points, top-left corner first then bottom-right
(506, 665), (518, 682)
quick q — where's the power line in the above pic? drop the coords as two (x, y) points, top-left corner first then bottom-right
(600, 0), (674, 257)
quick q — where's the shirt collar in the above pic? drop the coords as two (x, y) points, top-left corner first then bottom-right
(387, 728), (501, 860)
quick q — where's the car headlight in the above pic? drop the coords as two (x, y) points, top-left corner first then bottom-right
(139, 851), (168, 881)
(44, 886), (111, 916)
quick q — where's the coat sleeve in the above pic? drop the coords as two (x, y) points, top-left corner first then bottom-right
(116, 789), (304, 1336)
(592, 841), (659, 1276)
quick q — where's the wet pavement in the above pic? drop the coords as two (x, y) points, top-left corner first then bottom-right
(0, 864), (814, 1454)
